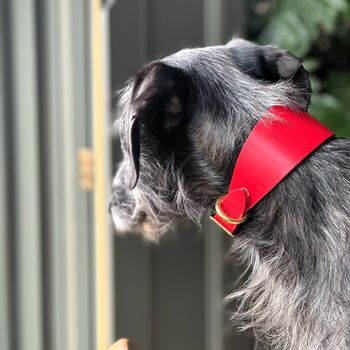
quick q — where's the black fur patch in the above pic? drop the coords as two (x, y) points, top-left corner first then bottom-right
(229, 42), (311, 104)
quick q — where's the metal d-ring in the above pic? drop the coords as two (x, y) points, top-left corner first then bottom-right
(214, 195), (248, 225)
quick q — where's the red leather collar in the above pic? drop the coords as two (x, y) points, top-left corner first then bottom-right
(210, 105), (334, 235)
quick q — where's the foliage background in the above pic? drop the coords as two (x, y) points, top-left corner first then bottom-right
(246, 0), (350, 137)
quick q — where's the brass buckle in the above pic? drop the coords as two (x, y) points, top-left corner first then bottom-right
(214, 195), (248, 225)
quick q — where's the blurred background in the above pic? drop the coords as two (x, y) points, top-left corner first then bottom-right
(1, 1), (349, 350)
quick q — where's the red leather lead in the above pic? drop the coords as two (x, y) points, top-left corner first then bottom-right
(211, 105), (334, 235)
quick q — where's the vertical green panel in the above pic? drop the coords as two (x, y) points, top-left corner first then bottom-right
(72, 0), (94, 348)
(39, 1), (95, 349)
(203, 0), (223, 45)
(203, 221), (223, 350)
(0, 3), (11, 350)
(9, 0), (43, 350)
(203, 1), (224, 350)
(58, 1), (79, 349)
(39, 0), (68, 349)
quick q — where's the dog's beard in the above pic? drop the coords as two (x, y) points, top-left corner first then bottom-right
(110, 157), (209, 241)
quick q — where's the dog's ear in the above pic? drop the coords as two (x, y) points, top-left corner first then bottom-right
(127, 62), (191, 189)
(228, 40), (311, 105)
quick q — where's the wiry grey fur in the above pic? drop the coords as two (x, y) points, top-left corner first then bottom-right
(110, 38), (350, 349)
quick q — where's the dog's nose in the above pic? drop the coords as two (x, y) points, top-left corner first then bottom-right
(138, 211), (147, 221)
(137, 211), (153, 234)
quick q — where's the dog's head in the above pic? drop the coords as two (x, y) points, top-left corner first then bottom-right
(110, 38), (311, 240)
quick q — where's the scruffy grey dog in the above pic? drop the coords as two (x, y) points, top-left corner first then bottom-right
(110, 38), (350, 350)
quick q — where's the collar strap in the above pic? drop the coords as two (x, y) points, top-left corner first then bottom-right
(210, 105), (334, 235)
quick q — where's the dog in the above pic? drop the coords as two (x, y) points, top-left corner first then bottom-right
(110, 38), (350, 350)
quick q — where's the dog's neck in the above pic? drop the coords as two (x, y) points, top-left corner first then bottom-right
(211, 106), (334, 235)
(225, 137), (350, 349)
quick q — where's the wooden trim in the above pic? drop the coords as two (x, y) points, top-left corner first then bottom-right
(91, 0), (109, 349)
